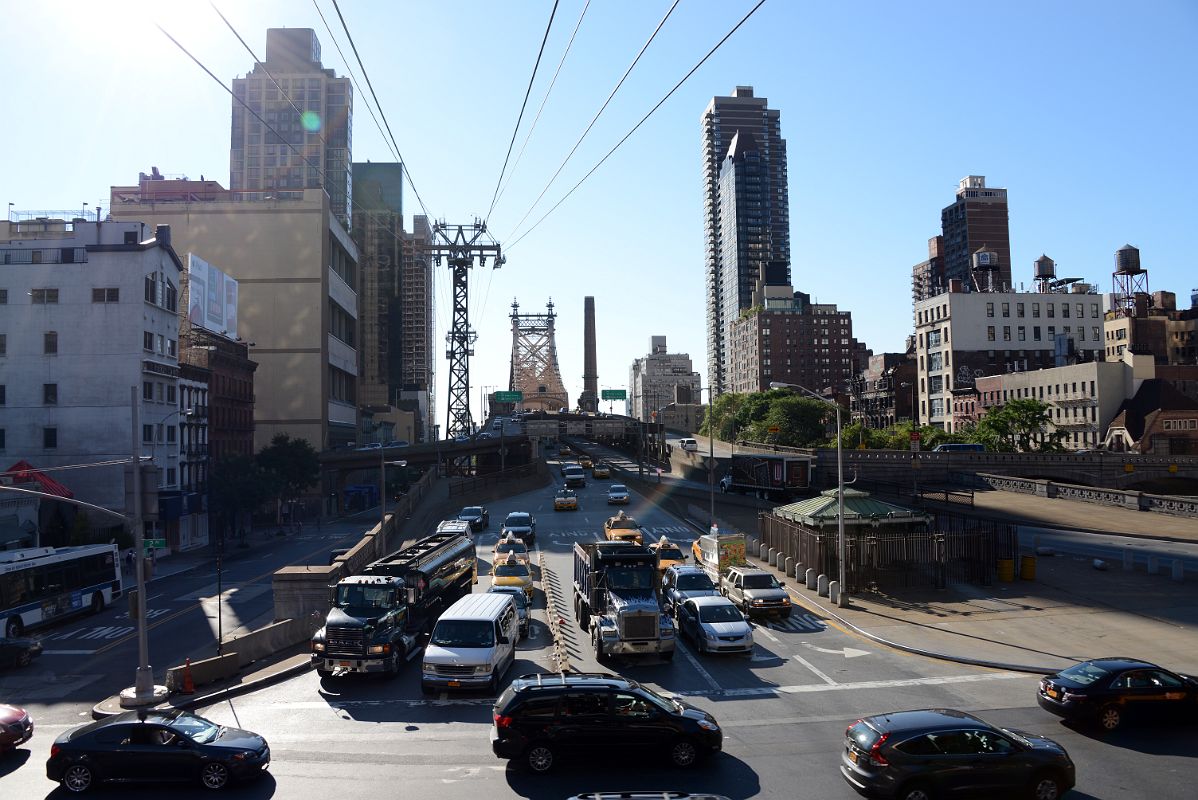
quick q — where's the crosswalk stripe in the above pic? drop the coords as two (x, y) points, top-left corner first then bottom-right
(674, 670), (1028, 698)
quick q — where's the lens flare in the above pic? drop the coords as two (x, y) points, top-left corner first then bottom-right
(301, 111), (322, 133)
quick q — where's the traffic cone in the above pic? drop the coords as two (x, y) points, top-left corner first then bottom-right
(181, 658), (195, 694)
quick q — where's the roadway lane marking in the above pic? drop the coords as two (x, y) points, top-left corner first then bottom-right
(673, 670), (1028, 698)
(792, 653), (837, 685)
(675, 640), (721, 692)
(756, 626), (781, 644)
(40, 649), (98, 655)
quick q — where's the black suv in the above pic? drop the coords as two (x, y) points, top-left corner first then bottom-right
(491, 673), (721, 773)
(841, 708), (1074, 800)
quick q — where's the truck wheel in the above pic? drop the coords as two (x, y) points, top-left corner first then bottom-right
(593, 633), (607, 664)
(383, 649), (401, 679)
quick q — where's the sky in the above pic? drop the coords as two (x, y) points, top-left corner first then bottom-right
(4, 0), (1196, 432)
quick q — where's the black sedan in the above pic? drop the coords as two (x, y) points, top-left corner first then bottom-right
(457, 505), (490, 531)
(1038, 656), (1198, 732)
(0, 636), (43, 669)
(47, 709), (269, 792)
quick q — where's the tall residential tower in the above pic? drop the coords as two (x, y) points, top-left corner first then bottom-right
(701, 86), (789, 394)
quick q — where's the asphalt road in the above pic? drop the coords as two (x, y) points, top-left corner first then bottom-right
(5, 471), (1197, 798)
(1019, 525), (1198, 572)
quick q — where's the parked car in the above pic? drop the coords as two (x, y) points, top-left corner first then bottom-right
(46, 709), (270, 792)
(458, 505), (490, 532)
(676, 597), (753, 655)
(487, 585), (531, 639)
(661, 565), (720, 615)
(0, 703), (33, 752)
(554, 489), (579, 511)
(840, 708), (1075, 800)
(491, 672), (722, 773)
(0, 636), (43, 669)
(1037, 657), (1198, 731)
(500, 512), (537, 546)
(607, 484), (630, 505)
(591, 463), (611, 479)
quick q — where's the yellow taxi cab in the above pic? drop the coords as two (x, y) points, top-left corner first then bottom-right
(591, 462), (610, 479)
(553, 488), (579, 511)
(578, 455), (594, 469)
(558, 444), (572, 456)
(492, 533), (530, 566)
(492, 552), (534, 600)
(649, 536), (687, 573)
(604, 510), (644, 545)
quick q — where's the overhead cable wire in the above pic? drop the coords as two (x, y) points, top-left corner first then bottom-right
(491, 0), (591, 225)
(329, 0), (433, 220)
(504, 0), (680, 241)
(507, 0), (768, 251)
(485, 0), (562, 223)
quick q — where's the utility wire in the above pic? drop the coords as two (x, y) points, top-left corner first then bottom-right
(504, 0), (680, 241)
(485, 0), (561, 223)
(508, 0), (768, 250)
(492, 0), (591, 218)
(329, 0), (432, 220)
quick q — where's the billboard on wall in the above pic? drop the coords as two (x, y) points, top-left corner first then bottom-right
(187, 254), (238, 339)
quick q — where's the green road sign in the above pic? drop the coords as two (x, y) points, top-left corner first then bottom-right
(144, 538), (166, 550)
(601, 389), (626, 400)
(494, 391), (523, 402)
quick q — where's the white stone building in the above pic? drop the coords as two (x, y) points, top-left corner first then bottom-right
(628, 336), (703, 422)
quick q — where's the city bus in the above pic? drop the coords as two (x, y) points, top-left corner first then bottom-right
(0, 543), (122, 638)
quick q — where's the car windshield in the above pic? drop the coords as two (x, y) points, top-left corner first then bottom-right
(609, 518), (638, 529)
(430, 620), (494, 648)
(1057, 662), (1113, 686)
(657, 547), (684, 561)
(495, 542), (527, 557)
(609, 485), (627, 494)
(676, 574), (715, 591)
(460, 507), (482, 517)
(494, 564), (530, 578)
(335, 584), (394, 612)
(505, 514), (531, 527)
(490, 589), (527, 608)
(699, 604), (744, 623)
(605, 566), (655, 591)
(741, 574), (780, 590)
(167, 712), (223, 744)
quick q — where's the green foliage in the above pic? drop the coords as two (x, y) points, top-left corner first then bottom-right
(68, 510), (92, 546)
(211, 454), (278, 520)
(972, 398), (1066, 452)
(256, 433), (320, 501)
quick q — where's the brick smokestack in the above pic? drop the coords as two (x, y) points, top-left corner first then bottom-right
(579, 296), (598, 412)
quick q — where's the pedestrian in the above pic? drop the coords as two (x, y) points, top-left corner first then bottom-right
(124, 548), (134, 573)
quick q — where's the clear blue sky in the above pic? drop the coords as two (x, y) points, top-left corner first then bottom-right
(5, 1), (1196, 431)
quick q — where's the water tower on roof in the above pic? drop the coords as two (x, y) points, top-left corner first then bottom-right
(1033, 254), (1055, 293)
(970, 244), (1000, 292)
(1111, 244), (1149, 318)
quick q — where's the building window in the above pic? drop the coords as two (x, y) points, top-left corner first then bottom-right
(1062, 304), (1070, 318)
(143, 382), (154, 401)
(145, 274), (158, 304)
(166, 468), (177, 486)
(31, 288), (59, 304)
(1091, 303), (1099, 318)
(1017, 303), (1025, 318)
(1093, 326), (1100, 341)
(43, 427), (58, 449)
(1047, 304), (1055, 318)
(986, 302), (994, 318)
(43, 383), (57, 405)
(44, 331), (58, 354)
(0, 429), (4, 449)
(143, 332), (155, 351)
(0, 334), (5, 356)
(1076, 303), (1084, 319)
(0, 289), (8, 304)
(1032, 303), (1040, 318)
(1002, 303), (1010, 317)
(142, 424), (154, 443)
(92, 288), (120, 303)
(1048, 326), (1056, 338)
(167, 385), (176, 403)
(0, 385), (5, 405)
(987, 326), (996, 342)
(1018, 327), (1026, 341)
(1003, 326), (1011, 341)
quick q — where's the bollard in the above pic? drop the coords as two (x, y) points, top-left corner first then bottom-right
(795, 562), (804, 581)
(828, 580), (840, 605)
(784, 556), (794, 576)
(805, 567), (817, 590)
(767, 548), (776, 566)
(760, 545), (769, 561)
(1173, 560), (1184, 582)
(1123, 549), (1134, 571)
(1147, 556), (1159, 575)
(817, 574), (829, 597)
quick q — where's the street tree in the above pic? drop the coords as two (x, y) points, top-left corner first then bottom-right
(972, 398), (1065, 452)
(256, 434), (320, 515)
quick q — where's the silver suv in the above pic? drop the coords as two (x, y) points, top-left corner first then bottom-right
(720, 566), (791, 620)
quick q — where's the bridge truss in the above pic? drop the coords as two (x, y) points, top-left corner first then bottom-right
(509, 299), (568, 412)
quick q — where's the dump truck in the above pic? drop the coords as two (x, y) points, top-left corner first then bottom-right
(573, 541), (674, 662)
(311, 530), (476, 678)
(718, 453), (813, 500)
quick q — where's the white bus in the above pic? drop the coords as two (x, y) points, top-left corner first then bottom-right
(0, 544), (122, 638)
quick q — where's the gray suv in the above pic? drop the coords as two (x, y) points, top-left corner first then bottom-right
(661, 565), (719, 615)
(720, 566), (791, 620)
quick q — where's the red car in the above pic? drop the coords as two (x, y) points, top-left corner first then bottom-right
(0, 703), (33, 752)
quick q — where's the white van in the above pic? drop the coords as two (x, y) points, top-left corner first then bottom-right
(679, 438), (698, 452)
(421, 592), (518, 694)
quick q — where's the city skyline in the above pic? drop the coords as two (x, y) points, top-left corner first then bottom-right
(4, 1), (1196, 428)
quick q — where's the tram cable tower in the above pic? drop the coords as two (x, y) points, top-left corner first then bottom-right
(428, 220), (504, 438)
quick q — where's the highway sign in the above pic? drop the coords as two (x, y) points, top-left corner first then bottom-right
(601, 389), (626, 400)
(144, 538), (166, 550)
(493, 390), (523, 402)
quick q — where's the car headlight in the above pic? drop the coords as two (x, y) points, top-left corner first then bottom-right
(368, 644), (391, 655)
(780, 595), (791, 604)
(230, 750), (257, 762)
(697, 719), (720, 732)
(312, 642), (325, 652)
(751, 598), (766, 605)
(422, 663), (436, 674)
(475, 664), (492, 675)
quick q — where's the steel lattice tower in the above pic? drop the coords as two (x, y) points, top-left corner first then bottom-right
(509, 299), (569, 412)
(428, 220), (503, 437)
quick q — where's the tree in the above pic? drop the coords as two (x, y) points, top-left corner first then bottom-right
(756, 394), (830, 447)
(256, 433), (320, 509)
(972, 398), (1066, 452)
(210, 454), (278, 536)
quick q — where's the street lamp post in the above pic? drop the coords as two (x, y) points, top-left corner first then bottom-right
(770, 381), (847, 607)
(698, 387), (717, 528)
(379, 451), (408, 542)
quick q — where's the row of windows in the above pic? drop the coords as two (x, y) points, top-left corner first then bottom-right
(986, 301), (1100, 320)
(986, 325), (1102, 342)
(143, 331), (178, 358)
(982, 381), (1098, 404)
(0, 332), (56, 355)
(0, 383), (59, 405)
(1161, 419), (1197, 431)
(8, 287), (121, 305)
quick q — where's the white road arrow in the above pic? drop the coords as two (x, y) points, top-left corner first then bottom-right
(802, 642), (870, 658)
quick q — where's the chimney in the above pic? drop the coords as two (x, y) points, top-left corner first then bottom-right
(155, 224), (171, 249)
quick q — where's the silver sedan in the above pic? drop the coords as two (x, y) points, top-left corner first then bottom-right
(675, 596), (754, 655)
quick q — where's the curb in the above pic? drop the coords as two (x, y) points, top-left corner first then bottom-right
(92, 658), (314, 719)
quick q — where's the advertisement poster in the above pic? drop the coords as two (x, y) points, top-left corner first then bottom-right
(187, 253), (239, 339)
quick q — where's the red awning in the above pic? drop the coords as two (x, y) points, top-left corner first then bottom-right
(3, 460), (75, 499)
